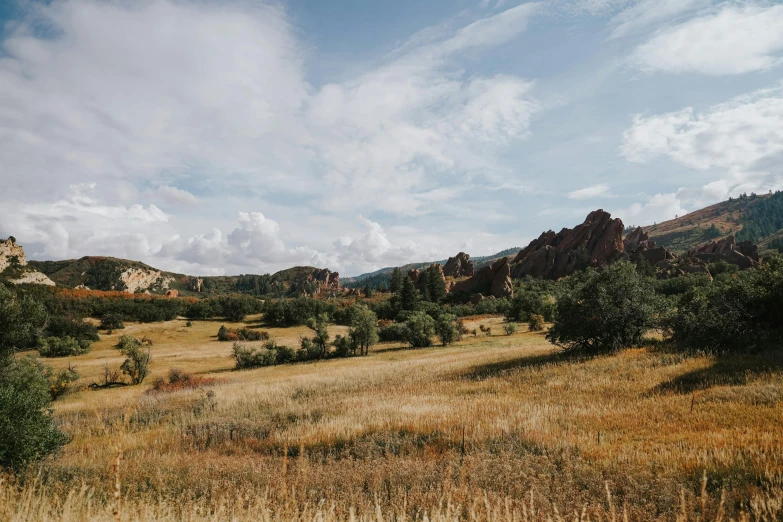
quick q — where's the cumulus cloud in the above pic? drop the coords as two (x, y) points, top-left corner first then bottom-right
(568, 184), (610, 200)
(632, 4), (783, 75)
(154, 185), (199, 206)
(333, 216), (421, 274)
(619, 82), (783, 226)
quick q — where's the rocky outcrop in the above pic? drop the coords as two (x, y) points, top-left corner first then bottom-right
(511, 210), (625, 280)
(188, 277), (204, 292)
(443, 252), (474, 278)
(624, 227), (677, 266)
(1, 237), (56, 286)
(688, 236), (759, 270)
(10, 271), (56, 286)
(120, 268), (174, 294)
(0, 237), (26, 272)
(308, 268), (340, 295)
(164, 289), (179, 297)
(451, 257), (513, 299)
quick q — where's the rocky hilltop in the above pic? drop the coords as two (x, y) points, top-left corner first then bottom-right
(0, 237), (56, 286)
(443, 252), (474, 278)
(510, 210), (625, 280)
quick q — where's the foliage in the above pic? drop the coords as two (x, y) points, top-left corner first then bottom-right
(263, 297), (336, 327)
(528, 315), (545, 332)
(117, 338), (151, 385)
(185, 300), (213, 320)
(434, 313), (460, 346)
(506, 279), (556, 322)
(546, 262), (665, 354)
(47, 364), (80, 399)
(100, 313), (124, 331)
(0, 357), (68, 470)
(233, 341), (297, 369)
(378, 322), (409, 342)
(150, 368), (217, 393)
(217, 326), (269, 342)
(504, 322), (518, 335)
(667, 256), (783, 352)
(217, 295), (259, 322)
(0, 284), (49, 356)
(736, 190), (783, 243)
(37, 336), (91, 357)
(45, 315), (99, 344)
(349, 305), (379, 356)
(303, 313), (331, 359)
(404, 311), (435, 348)
(398, 274), (420, 312)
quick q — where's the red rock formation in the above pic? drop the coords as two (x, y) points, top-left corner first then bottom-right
(188, 277), (204, 292)
(164, 289), (178, 298)
(511, 210), (625, 280)
(451, 257), (513, 299)
(443, 252), (474, 278)
(624, 227), (677, 266)
(688, 236), (759, 270)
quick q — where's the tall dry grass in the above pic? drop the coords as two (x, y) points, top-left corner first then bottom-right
(7, 317), (783, 521)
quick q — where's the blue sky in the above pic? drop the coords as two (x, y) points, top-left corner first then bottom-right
(1, 0), (782, 276)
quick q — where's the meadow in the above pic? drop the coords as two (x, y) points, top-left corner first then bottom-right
(4, 314), (783, 521)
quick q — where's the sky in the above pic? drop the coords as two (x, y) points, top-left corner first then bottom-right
(1, 0), (782, 277)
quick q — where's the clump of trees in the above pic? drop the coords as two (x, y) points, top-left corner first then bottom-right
(546, 262), (665, 354)
(37, 336), (91, 357)
(217, 326), (269, 342)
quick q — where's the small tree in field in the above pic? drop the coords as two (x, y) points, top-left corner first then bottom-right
(405, 311), (435, 348)
(435, 313), (460, 346)
(528, 315), (545, 332)
(350, 306), (379, 356)
(118, 338), (151, 385)
(546, 262), (664, 354)
(305, 313), (331, 358)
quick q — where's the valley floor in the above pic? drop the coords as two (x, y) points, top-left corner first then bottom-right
(5, 316), (783, 521)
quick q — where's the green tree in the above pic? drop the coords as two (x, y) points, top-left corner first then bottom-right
(0, 284), (48, 354)
(350, 306), (379, 356)
(546, 262), (665, 354)
(389, 268), (403, 295)
(399, 275), (420, 312)
(404, 311), (435, 348)
(0, 357), (68, 470)
(305, 313), (331, 358)
(434, 313), (460, 346)
(426, 265), (447, 303)
(118, 338), (151, 385)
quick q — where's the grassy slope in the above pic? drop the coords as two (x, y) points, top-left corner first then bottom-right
(9, 316), (783, 521)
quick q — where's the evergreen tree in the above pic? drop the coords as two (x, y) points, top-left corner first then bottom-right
(426, 265), (447, 303)
(389, 268), (403, 295)
(399, 274), (420, 312)
(419, 270), (431, 302)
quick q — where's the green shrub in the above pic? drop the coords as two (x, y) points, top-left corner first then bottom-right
(504, 322), (518, 335)
(233, 340), (294, 369)
(435, 313), (460, 346)
(100, 313), (124, 331)
(378, 322), (408, 342)
(217, 326), (269, 342)
(528, 315), (544, 332)
(404, 311), (435, 348)
(349, 306), (378, 356)
(667, 256), (783, 352)
(118, 340), (151, 385)
(47, 365), (80, 399)
(0, 284), (48, 354)
(37, 336), (91, 357)
(46, 315), (99, 343)
(0, 357), (68, 470)
(546, 262), (666, 354)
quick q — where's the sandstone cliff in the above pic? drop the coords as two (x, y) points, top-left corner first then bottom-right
(450, 256), (513, 299)
(443, 252), (474, 278)
(0, 237), (56, 286)
(510, 210), (625, 280)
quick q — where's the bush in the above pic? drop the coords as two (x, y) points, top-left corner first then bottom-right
(435, 313), (460, 346)
(504, 322), (518, 335)
(404, 311), (435, 348)
(506, 281), (556, 322)
(185, 320), (193, 327)
(378, 322), (409, 342)
(217, 326), (269, 342)
(47, 365), (81, 399)
(46, 315), (99, 343)
(667, 256), (783, 352)
(528, 315), (544, 332)
(233, 341), (294, 369)
(37, 336), (91, 357)
(118, 339), (151, 385)
(0, 357), (68, 470)
(185, 300), (213, 320)
(546, 262), (666, 354)
(0, 284), (48, 353)
(350, 306), (378, 356)
(150, 368), (216, 393)
(100, 313), (124, 331)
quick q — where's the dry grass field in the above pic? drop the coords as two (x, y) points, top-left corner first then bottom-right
(4, 315), (783, 521)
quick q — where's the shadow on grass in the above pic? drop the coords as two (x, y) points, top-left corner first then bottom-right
(651, 349), (783, 395)
(459, 349), (579, 380)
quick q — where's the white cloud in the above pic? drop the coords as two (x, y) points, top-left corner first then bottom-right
(333, 217), (421, 274)
(568, 183), (610, 199)
(154, 185), (198, 206)
(617, 192), (688, 226)
(632, 4), (783, 75)
(620, 82), (783, 226)
(621, 83), (783, 172)
(608, 0), (708, 39)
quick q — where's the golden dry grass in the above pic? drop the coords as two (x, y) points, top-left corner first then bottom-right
(6, 315), (783, 521)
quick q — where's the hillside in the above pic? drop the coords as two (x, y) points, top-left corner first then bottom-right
(642, 191), (783, 253)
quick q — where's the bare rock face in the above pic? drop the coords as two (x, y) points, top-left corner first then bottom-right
(10, 271), (56, 286)
(189, 277), (204, 292)
(624, 227), (677, 266)
(443, 252), (474, 278)
(451, 257), (513, 299)
(307, 268), (340, 295)
(511, 210), (625, 280)
(120, 268), (174, 294)
(0, 237), (27, 272)
(688, 236), (759, 270)
(407, 268), (420, 285)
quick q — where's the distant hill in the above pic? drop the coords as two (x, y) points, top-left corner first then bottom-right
(341, 247), (521, 289)
(641, 191), (783, 253)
